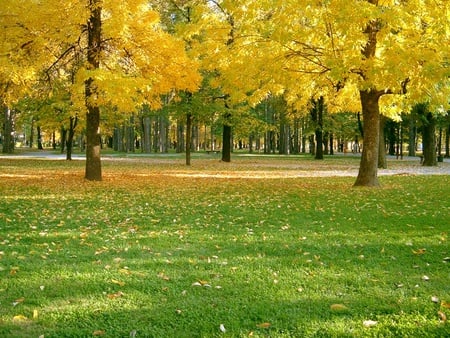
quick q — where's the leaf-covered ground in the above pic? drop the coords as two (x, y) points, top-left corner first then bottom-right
(0, 157), (449, 337)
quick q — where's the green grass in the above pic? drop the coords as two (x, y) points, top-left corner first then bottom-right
(0, 157), (449, 337)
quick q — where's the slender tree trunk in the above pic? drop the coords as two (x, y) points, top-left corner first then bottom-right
(61, 126), (67, 153)
(354, 90), (381, 187)
(37, 126), (43, 150)
(186, 113), (192, 166)
(84, 1), (102, 181)
(2, 107), (14, 153)
(378, 115), (387, 169)
(445, 119), (450, 158)
(66, 115), (77, 160)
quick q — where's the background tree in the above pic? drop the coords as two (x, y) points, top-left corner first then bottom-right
(184, 0), (449, 186)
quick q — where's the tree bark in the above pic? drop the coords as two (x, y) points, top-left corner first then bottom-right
(422, 112), (437, 166)
(354, 90), (381, 187)
(66, 115), (77, 160)
(222, 122), (232, 162)
(378, 115), (387, 169)
(311, 97), (324, 160)
(84, 1), (102, 181)
(186, 113), (192, 166)
(2, 107), (14, 154)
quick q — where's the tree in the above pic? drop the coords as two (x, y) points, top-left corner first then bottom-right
(186, 0), (449, 186)
(3, 0), (201, 180)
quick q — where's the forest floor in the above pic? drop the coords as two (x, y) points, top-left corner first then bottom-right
(3, 148), (450, 179)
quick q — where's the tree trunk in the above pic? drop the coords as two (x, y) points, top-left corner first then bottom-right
(408, 114), (416, 156)
(2, 107), (14, 154)
(378, 115), (387, 169)
(422, 112), (437, 166)
(222, 123), (232, 162)
(186, 113), (192, 165)
(142, 116), (152, 153)
(311, 96), (324, 160)
(61, 126), (67, 153)
(37, 126), (43, 150)
(84, 1), (102, 181)
(66, 115), (77, 160)
(445, 119), (450, 158)
(354, 90), (381, 187)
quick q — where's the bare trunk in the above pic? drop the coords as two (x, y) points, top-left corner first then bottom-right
(186, 113), (192, 166)
(354, 90), (380, 187)
(378, 115), (387, 169)
(2, 107), (14, 154)
(84, 1), (102, 181)
(422, 112), (437, 166)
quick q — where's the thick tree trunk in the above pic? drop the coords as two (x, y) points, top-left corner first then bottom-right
(354, 90), (381, 187)
(222, 123), (232, 162)
(311, 97), (324, 160)
(422, 112), (437, 166)
(84, 1), (102, 181)
(141, 116), (151, 153)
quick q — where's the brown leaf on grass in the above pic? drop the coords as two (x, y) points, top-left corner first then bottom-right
(93, 330), (105, 336)
(441, 301), (450, 309)
(412, 248), (426, 255)
(438, 311), (447, 322)
(12, 297), (25, 306)
(256, 322), (271, 328)
(330, 304), (349, 311)
(107, 291), (124, 299)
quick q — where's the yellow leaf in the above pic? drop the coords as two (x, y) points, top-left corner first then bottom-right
(93, 330), (105, 336)
(33, 309), (39, 319)
(13, 315), (28, 322)
(412, 248), (426, 255)
(111, 279), (125, 286)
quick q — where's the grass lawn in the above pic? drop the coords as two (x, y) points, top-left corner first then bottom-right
(0, 156), (449, 337)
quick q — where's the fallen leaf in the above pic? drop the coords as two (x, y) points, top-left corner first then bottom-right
(438, 311), (447, 322)
(363, 320), (378, 327)
(256, 322), (271, 328)
(13, 315), (28, 322)
(12, 297), (25, 306)
(93, 330), (105, 336)
(33, 309), (39, 319)
(111, 279), (125, 286)
(441, 301), (450, 309)
(107, 291), (124, 299)
(330, 304), (348, 311)
(412, 248), (426, 255)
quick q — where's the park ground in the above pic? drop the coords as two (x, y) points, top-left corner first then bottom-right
(0, 153), (449, 337)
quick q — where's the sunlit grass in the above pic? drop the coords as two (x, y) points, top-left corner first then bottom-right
(0, 157), (449, 337)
